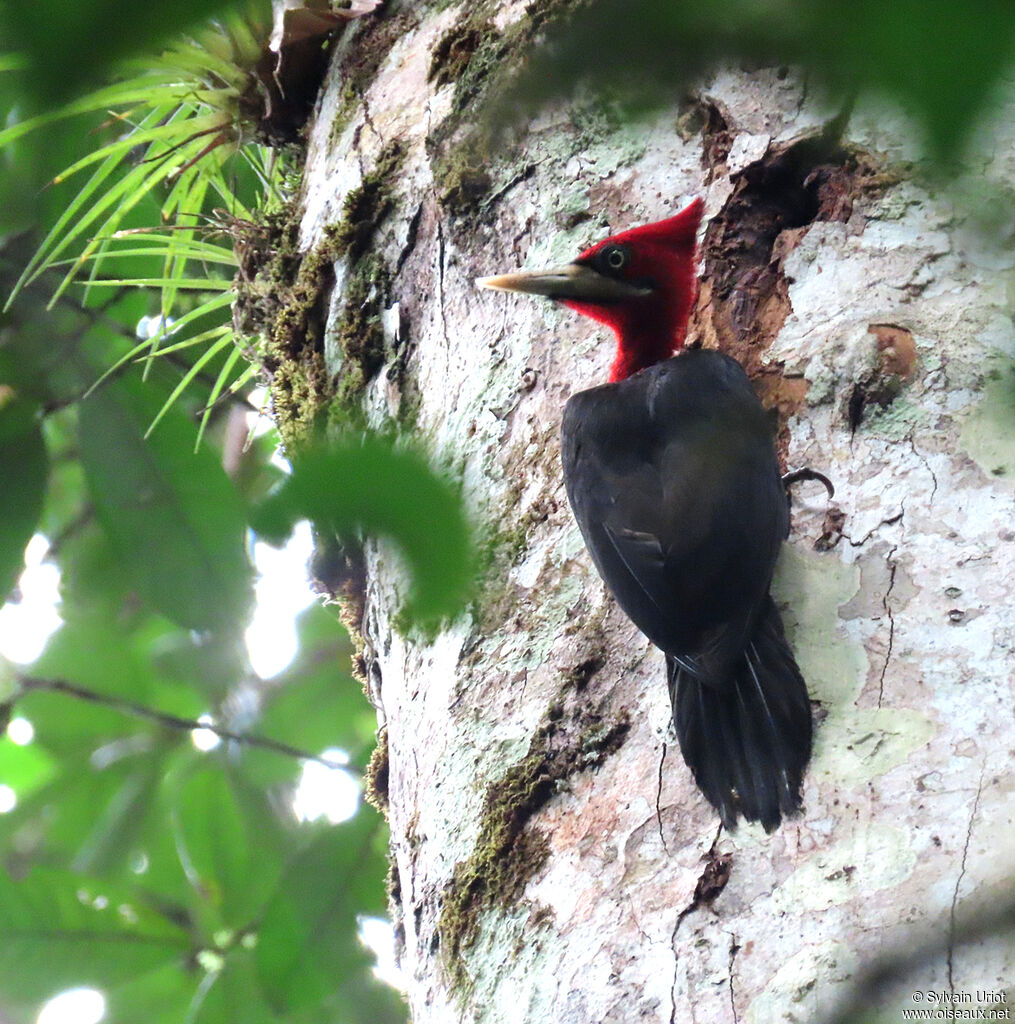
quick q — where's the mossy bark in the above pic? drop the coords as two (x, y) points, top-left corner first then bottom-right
(266, 5), (1015, 1021)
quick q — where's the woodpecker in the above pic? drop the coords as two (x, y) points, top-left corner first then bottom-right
(477, 198), (812, 831)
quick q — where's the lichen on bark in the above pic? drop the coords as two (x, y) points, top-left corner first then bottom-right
(291, 6), (1015, 1015)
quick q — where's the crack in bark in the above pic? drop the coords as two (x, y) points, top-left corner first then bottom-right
(948, 767), (985, 990)
(656, 741), (670, 856)
(360, 91), (384, 150)
(668, 911), (680, 1024)
(843, 508), (904, 548)
(878, 544), (898, 708)
(908, 435), (939, 506)
(395, 200), (424, 276)
(727, 933), (741, 1024)
(484, 161), (538, 209)
(436, 215), (449, 346)
(669, 826), (728, 1023)
(424, 94), (452, 352)
(350, 119), (367, 177)
(626, 894), (651, 944)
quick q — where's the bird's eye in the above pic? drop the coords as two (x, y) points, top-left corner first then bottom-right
(603, 245), (630, 272)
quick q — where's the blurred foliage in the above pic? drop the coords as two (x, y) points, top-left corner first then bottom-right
(1, 0), (237, 105)
(0, 395), (47, 603)
(0, 301), (414, 1021)
(77, 374), (253, 631)
(0, 1), (469, 1022)
(519, 0), (1015, 166)
(254, 439), (475, 627)
(4, 0), (1009, 1021)
(1, 603), (404, 1024)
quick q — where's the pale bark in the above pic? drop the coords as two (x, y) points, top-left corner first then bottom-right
(294, 5), (1015, 1021)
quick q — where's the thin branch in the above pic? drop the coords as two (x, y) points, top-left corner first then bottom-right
(15, 675), (352, 771)
(44, 505), (95, 559)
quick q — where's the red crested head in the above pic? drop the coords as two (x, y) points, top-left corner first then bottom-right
(565, 198), (704, 381)
(477, 198), (704, 383)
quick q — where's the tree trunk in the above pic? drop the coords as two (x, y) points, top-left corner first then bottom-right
(289, 5), (1015, 1020)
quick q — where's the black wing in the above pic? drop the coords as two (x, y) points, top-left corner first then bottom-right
(561, 350), (787, 687)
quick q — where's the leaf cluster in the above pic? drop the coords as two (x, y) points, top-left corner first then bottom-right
(0, 253), (426, 1019)
(0, 260), (439, 1019)
(0, 3), (282, 442)
(0, 4), (472, 1023)
(0, 600), (402, 1024)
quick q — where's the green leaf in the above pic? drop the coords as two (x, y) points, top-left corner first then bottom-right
(172, 764), (289, 927)
(0, 760), (139, 876)
(47, 236), (239, 267)
(143, 331), (235, 439)
(78, 373), (253, 632)
(58, 522), (138, 619)
(254, 814), (390, 1015)
(253, 438), (474, 626)
(24, 616), (207, 744)
(3, 743), (194, 908)
(5, 0), (248, 104)
(150, 628), (247, 703)
(103, 962), (203, 1024)
(5, 623), (198, 877)
(0, 241), (148, 407)
(77, 276), (234, 291)
(0, 866), (190, 1004)
(0, 738), (56, 803)
(196, 347), (254, 451)
(188, 949), (280, 1024)
(0, 396), (47, 603)
(69, 755), (169, 878)
(8, 106), (181, 309)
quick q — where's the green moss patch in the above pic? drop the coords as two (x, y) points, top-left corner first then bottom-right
(429, 20), (491, 89)
(329, 253), (392, 415)
(329, 142), (405, 261)
(432, 148), (494, 217)
(232, 139), (406, 449)
(438, 694), (629, 993)
(327, 142), (405, 418)
(365, 726), (390, 813)
(232, 205), (336, 450)
(265, 349), (334, 451)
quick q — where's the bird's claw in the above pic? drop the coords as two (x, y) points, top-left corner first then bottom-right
(782, 467), (835, 500)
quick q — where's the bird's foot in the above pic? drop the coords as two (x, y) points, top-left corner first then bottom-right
(782, 467), (835, 501)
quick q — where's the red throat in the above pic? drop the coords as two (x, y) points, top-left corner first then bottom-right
(564, 198), (704, 382)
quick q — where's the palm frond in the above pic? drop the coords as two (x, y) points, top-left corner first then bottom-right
(1, 1), (287, 439)
(196, 354), (258, 451)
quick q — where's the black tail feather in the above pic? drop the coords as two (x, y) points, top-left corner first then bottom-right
(669, 596), (811, 832)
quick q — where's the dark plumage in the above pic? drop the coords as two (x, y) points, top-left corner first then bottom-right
(563, 351), (809, 830)
(478, 199), (812, 830)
